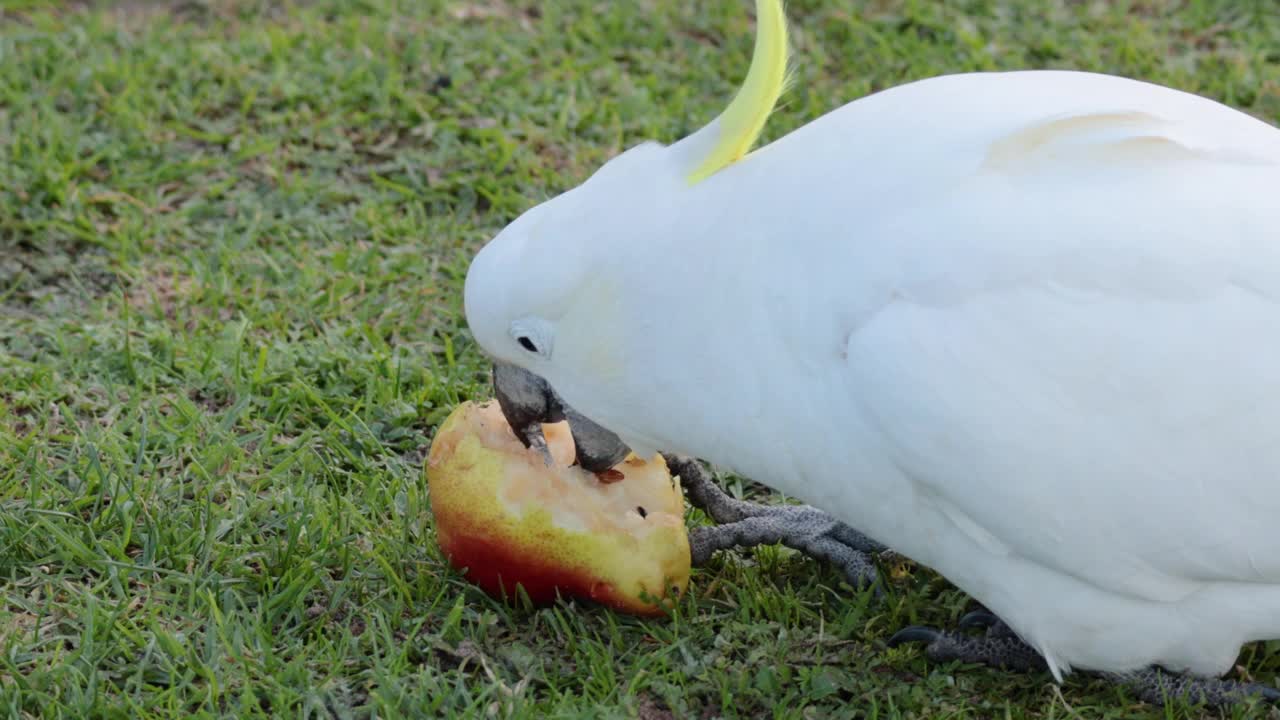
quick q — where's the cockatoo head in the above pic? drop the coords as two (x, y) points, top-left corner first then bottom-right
(463, 0), (790, 473)
(463, 142), (673, 473)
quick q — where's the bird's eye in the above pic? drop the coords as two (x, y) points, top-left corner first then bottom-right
(509, 317), (552, 358)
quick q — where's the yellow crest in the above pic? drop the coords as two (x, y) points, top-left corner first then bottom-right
(687, 0), (791, 184)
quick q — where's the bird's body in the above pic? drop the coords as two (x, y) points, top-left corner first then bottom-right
(463, 3), (1280, 683)
(535, 70), (1280, 679)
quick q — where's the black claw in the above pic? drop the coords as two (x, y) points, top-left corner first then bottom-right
(959, 610), (999, 630)
(888, 626), (941, 647)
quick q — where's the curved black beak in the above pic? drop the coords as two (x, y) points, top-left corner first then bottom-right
(562, 406), (631, 474)
(491, 362), (631, 474)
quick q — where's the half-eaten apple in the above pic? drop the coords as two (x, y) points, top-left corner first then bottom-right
(426, 400), (690, 616)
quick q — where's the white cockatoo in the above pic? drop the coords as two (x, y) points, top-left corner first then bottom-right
(463, 0), (1280, 705)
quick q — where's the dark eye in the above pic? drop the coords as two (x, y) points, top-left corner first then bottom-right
(517, 336), (538, 353)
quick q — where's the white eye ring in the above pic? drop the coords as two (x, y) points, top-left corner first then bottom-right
(509, 317), (554, 359)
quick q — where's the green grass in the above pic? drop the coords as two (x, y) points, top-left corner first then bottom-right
(2, 0), (1279, 717)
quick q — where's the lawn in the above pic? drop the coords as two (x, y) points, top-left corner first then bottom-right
(2, 0), (1279, 717)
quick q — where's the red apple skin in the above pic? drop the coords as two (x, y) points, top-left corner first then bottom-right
(435, 518), (636, 609)
(426, 400), (690, 616)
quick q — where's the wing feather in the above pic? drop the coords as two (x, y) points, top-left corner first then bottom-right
(822, 78), (1280, 601)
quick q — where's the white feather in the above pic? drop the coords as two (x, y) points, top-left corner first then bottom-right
(546, 70), (1280, 678)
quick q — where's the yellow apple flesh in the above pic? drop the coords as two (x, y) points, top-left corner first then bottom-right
(426, 400), (690, 616)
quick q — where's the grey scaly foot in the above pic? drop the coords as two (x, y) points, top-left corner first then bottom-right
(1100, 667), (1280, 707)
(887, 621), (1047, 673)
(661, 453), (885, 589)
(889, 612), (1280, 708)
